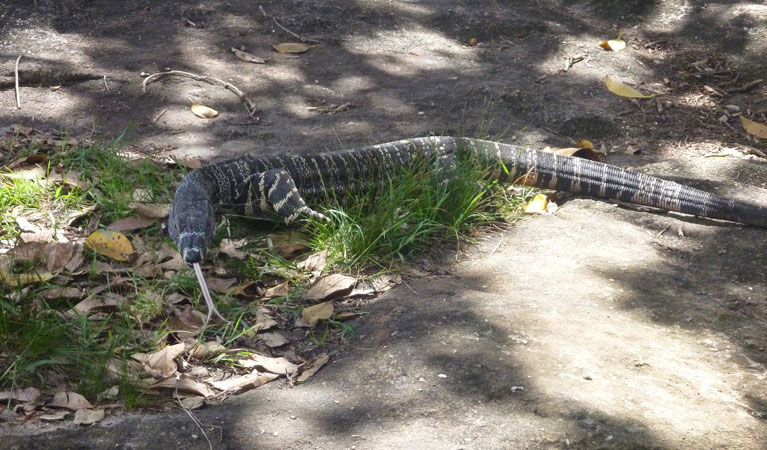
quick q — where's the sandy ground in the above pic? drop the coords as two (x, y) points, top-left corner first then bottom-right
(2, 1), (767, 448)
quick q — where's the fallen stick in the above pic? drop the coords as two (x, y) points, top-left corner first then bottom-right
(141, 70), (258, 118)
(259, 6), (321, 44)
(14, 55), (21, 109)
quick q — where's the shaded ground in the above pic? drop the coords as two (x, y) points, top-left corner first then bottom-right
(2, 0), (767, 448)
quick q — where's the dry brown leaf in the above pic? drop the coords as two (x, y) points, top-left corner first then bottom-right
(230, 47), (266, 63)
(210, 370), (279, 393)
(39, 410), (70, 421)
(129, 202), (170, 219)
(258, 331), (289, 348)
(43, 287), (83, 300)
(107, 215), (156, 232)
(134, 342), (187, 378)
(219, 238), (247, 259)
(19, 230), (55, 243)
(254, 309), (278, 331)
(264, 280), (290, 298)
(268, 231), (308, 257)
(227, 280), (257, 296)
(48, 169), (87, 190)
(179, 396), (205, 410)
(236, 353), (298, 374)
(303, 274), (356, 301)
(189, 341), (225, 360)
(85, 229), (133, 262)
(48, 391), (93, 410)
(272, 42), (317, 54)
(300, 249), (328, 272)
(0, 387), (40, 402)
(131, 188), (153, 202)
(300, 300), (334, 326)
(604, 76), (654, 99)
(73, 294), (120, 316)
(296, 353), (330, 383)
(190, 102), (219, 119)
(148, 375), (215, 397)
(73, 408), (105, 425)
(206, 277), (237, 293)
(167, 304), (205, 336)
(740, 116), (767, 139)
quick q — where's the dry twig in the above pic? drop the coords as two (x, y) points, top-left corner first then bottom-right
(151, 108), (167, 124)
(175, 391), (214, 450)
(727, 79), (763, 94)
(142, 70), (258, 118)
(102, 75), (110, 93)
(259, 6), (321, 44)
(14, 55), (22, 109)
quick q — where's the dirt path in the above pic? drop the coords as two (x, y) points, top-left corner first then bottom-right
(2, 1), (767, 448)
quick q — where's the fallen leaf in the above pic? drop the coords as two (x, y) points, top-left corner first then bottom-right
(272, 42), (317, 54)
(302, 274), (356, 301)
(236, 353), (298, 374)
(254, 309), (278, 331)
(300, 300), (334, 326)
(131, 188), (153, 203)
(190, 103), (219, 119)
(179, 396), (205, 410)
(264, 280), (290, 298)
(167, 304), (205, 336)
(0, 269), (54, 287)
(107, 215), (156, 232)
(129, 202), (170, 219)
(600, 38), (626, 52)
(296, 353), (329, 383)
(210, 370), (279, 393)
(85, 230), (133, 261)
(206, 277), (237, 293)
(575, 139), (594, 149)
(0, 387), (40, 402)
(189, 341), (225, 360)
(48, 169), (87, 190)
(604, 76), (654, 99)
(231, 47), (266, 63)
(740, 116), (767, 139)
(43, 287), (83, 300)
(48, 391), (93, 410)
(39, 410), (70, 421)
(73, 408), (105, 425)
(549, 146), (603, 161)
(300, 249), (328, 272)
(258, 331), (289, 348)
(19, 230), (55, 243)
(268, 231), (308, 257)
(227, 280), (257, 296)
(524, 193), (552, 214)
(72, 293), (121, 316)
(148, 375), (215, 397)
(134, 342), (187, 378)
(219, 238), (247, 259)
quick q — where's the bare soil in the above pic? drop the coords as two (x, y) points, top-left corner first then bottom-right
(2, 1), (767, 448)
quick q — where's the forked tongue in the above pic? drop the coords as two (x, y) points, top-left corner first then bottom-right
(193, 262), (228, 325)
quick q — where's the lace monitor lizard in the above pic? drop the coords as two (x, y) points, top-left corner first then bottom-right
(167, 136), (767, 320)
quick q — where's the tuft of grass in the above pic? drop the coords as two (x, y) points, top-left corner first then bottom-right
(305, 145), (528, 272)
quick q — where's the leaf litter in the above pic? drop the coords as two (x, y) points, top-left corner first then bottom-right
(0, 127), (404, 425)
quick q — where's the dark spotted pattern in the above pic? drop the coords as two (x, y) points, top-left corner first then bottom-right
(168, 137), (767, 264)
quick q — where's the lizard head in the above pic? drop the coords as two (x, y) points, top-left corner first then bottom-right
(167, 198), (216, 265)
